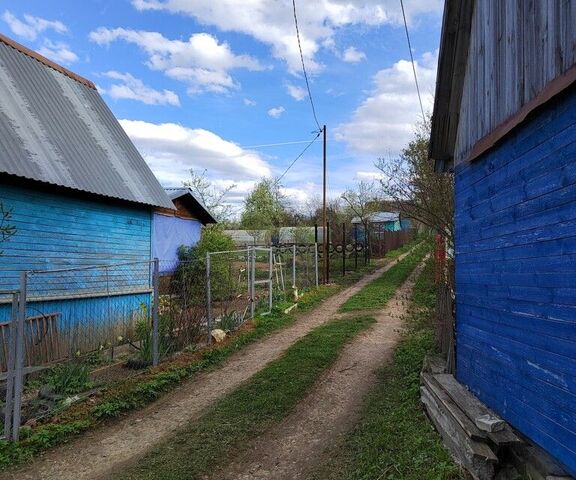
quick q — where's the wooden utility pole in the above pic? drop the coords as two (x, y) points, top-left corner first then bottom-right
(322, 125), (328, 283)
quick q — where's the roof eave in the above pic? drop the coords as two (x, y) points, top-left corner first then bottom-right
(429, 0), (475, 172)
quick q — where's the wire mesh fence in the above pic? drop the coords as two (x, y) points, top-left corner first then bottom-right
(272, 244), (318, 297)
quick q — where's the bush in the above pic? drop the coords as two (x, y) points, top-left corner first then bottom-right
(45, 362), (92, 396)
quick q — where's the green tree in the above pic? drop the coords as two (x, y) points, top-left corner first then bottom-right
(240, 178), (287, 241)
(375, 119), (454, 245)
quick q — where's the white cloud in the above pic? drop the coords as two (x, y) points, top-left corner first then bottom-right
(2, 11), (67, 41)
(37, 40), (78, 64)
(119, 119), (272, 186)
(341, 46), (366, 63)
(130, 0), (443, 74)
(356, 171), (384, 180)
(243, 98), (256, 106)
(286, 83), (307, 101)
(89, 28), (265, 94)
(102, 71), (180, 106)
(267, 106), (285, 118)
(335, 50), (437, 155)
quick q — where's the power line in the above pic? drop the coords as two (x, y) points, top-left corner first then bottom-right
(399, 0), (426, 123)
(243, 138), (321, 149)
(292, 0), (322, 132)
(276, 131), (321, 184)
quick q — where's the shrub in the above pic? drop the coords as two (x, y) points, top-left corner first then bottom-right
(45, 362), (91, 396)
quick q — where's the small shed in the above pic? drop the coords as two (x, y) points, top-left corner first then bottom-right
(153, 188), (216, 266)
(430, 1), (576, 475)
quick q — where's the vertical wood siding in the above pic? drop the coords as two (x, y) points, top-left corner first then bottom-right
(454, 0), (576, 165)
(455, 88), (576, 475)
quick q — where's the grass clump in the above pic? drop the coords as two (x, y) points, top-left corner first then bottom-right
(309, 259), (463, 480)
(339, 242), (428, 312)
(45, 362), (92, 396)
(118, 315), (376, 480)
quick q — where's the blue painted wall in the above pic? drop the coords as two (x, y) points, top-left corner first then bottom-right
(152, 213), (201, 270)
(455, 89), (576, 475)
(0, 182), (153, 354)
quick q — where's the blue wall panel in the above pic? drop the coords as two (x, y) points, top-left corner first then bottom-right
(0, 183), (153, 353)
(455, 89), (576, 475)
(152, 213), (201, 270)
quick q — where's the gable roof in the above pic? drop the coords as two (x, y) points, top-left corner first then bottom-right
(164, 188), (217, 224)
(0, 34), (173, 209)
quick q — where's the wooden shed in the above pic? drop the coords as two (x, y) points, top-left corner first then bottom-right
(430, 1), (576, 475)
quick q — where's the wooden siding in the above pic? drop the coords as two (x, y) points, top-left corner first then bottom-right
(0, 182), (152, 292)
(454, 88), (576, 475)
(454, 0), (576, 165)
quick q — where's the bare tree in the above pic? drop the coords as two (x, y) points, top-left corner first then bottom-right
(375, 119), (454, 245)
(183, 169), (237, 224)
(340, 180), (379, 240)
(0, 202), (15, 255)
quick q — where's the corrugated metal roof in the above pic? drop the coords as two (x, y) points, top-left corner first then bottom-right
(351, 212), (399, 224)
(0, 35), (173, 209)
(164, 187), (217, 224)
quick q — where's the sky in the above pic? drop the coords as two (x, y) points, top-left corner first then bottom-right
(1, 0), (443, 214)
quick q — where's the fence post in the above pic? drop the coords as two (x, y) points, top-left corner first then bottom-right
(326, 221), (330, 284)
(152, 258), (159, 366)
(292, 244), (296, 289)
(342, 223), (346, 277)
(12, 272), (27, 441)
(354, 224), (358, 269)
(250, 247), (256, 319)
(314, 243), (319, 287)
(206, 253), (212, 345)
(4, 292), (19, 440)
(268, 247), (273, 313)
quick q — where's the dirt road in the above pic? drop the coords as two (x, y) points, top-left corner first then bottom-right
(5, 255), (411, 480)
(208, 263), (424, 480)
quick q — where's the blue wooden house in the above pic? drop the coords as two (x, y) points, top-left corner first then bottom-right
(430, 1), (576, 475)
(153, 187), (216, 270)
(0, 34), (174, 363)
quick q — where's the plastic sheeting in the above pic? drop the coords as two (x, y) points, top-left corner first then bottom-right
(153, 213), (201, 269)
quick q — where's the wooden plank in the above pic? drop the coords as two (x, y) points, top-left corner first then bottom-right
(434, 374), (522, 446)
(421, 386), (497, 480)
(421, 373), (486, 441)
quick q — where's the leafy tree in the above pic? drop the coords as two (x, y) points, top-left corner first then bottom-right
(375, 119), (454, 245)
(183, 169), (236, 224)
(240, 178), (287, 242)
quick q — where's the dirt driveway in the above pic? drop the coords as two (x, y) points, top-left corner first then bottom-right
(208, 262), (424, 480)
(5, 255), (412, 480)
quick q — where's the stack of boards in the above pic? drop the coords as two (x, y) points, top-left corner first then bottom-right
(420, 366), (573, 480)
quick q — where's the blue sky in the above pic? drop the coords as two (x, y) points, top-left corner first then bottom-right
(1, 0), (443, 212)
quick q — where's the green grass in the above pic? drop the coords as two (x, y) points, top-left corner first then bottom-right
(339, 242), (428, 312)
(0, 256), (384, 471)
(118, 315), (376, 480)
(308, 259), (464, 480)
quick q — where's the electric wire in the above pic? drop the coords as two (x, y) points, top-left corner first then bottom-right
(292, 0), (322, 132)
(275, 131), (321, 184)
(399, 0), (426, 124)
(243, 138), (321, 149)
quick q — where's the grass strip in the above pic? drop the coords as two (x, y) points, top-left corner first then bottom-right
(309, 259), (464, 480)
(118, 314), (376, 480)
(339, 242), (429, 312)
(0, 258), (384, 470)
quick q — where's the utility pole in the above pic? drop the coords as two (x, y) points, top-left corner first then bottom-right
(322, 125), (328, 283)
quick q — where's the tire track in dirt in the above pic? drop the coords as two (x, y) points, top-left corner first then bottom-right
(5, 253), (414, 480)
(208, 262), (425, 480)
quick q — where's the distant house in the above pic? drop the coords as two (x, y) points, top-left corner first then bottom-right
(0, 34), (173, 360)
(351, 212), (411, 233)
(430, 1), (576, 475)
(153, 188), (216, 267)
